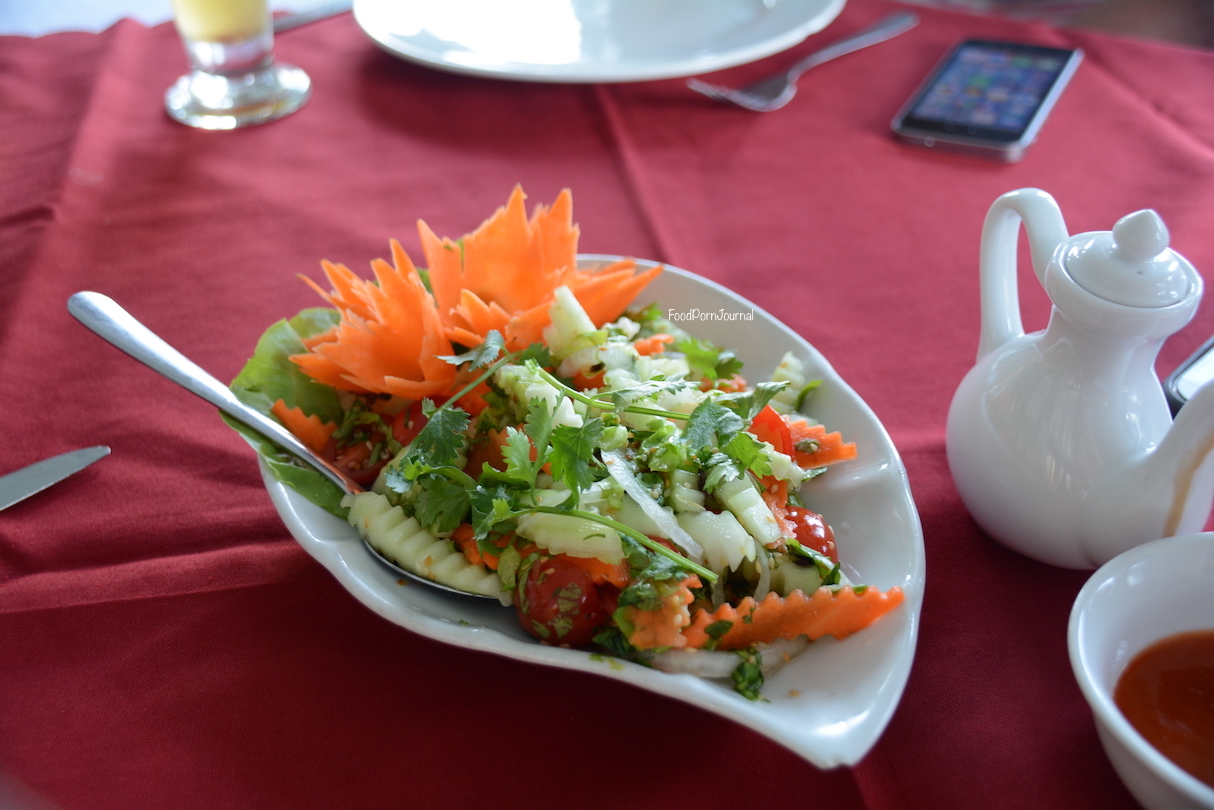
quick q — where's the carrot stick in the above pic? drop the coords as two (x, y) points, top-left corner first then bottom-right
(270, 399), (337, 454)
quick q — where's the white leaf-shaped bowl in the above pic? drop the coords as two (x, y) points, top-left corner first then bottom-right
(262, 257), (925, 768)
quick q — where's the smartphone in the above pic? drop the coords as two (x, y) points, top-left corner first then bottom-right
(1165, 336), (1214, 415)
(891, 39), (1082, 162)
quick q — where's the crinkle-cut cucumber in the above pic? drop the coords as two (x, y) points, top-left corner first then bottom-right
(677, 509), (754, 573)
(515, 511), (624, 564)
(343, 492), (503, 599)
(714, 477), (783, 547)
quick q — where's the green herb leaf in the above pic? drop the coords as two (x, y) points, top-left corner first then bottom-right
(684, 400), (744, 452)
(718, 380), (788, 422)
(516, 343), (553, 367)
(411, 475), (472, 534)
(523, 397), (554, 466)
(496, 545), (524, 591)
(617, 581), (663, 612)
(601, 377), (694, 410)
(438, 330), (505, 368)
(591, 626), (637, 657)
(676, 337), (744, 382)
(702, 452), (741, 494)
(722, 431), (773, 479)
(551, 582), (583, 639)
(549, 418), (605, 496)
(731, 649), (766, 701)
(408, 403), (470, 468)
(469, 490), (517, 539)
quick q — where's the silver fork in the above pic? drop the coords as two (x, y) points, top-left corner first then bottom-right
(688, 11), (919, 112)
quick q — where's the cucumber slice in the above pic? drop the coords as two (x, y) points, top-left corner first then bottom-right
(343, 491), (503, 598)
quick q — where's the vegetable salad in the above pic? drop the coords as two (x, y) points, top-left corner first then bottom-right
(229, 188), (902, 699)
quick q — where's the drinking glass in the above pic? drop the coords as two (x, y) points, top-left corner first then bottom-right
(165, 0), (311, 129)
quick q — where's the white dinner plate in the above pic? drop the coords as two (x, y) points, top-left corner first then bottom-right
(352, 0), (845, 83)
(262, 256), (924, 768)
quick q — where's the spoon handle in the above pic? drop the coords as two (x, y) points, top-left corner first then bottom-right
(67, 291), (358, 494)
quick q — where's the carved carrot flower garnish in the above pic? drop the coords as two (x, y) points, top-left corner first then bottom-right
(421, 185), (662, 351)
(289, 186), (663, 394)
(290, 240), (457, 400)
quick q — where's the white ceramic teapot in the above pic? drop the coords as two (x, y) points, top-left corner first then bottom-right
(947, 188), (1214, 569)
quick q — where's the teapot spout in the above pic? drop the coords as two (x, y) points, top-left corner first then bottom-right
(1078, 382), (1214, 567)
(1152, 380), (1214, 537)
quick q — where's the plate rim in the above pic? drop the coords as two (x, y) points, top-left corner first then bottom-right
(351, 0), (847, 83)
(263, 256), (925, 768)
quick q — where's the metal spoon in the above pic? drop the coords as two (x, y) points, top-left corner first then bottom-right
(687, 11), (919, 112)
(66, 291), (490, 599)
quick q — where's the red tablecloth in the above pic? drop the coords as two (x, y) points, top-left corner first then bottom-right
(4, 2), (1214, 807)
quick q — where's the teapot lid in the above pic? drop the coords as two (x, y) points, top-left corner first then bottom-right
(1064, 209), (1191, 308)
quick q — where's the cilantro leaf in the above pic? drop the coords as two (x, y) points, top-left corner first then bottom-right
(702, 452), (741, 494)
(731, 649), (766, 701)
(601, 377), (694, 410)
(498, 427), (535, 485)
(684, 400), (744, 452)
(591, 626), (637, 657)
(617, 581), (663, 612)
(634, 551), (685, 583)
(549, 418), (605, 496)
(411, 475), (471, 534)
(407, 403), (470, 468)
(522, 397), (554, 467)
(717, 380), (788, 422)
(723, 431), (773, 479)
(515, 343), (553, 366)
(437, 330), (505, 368)
(639, 421), (685, 471)
(469, 489), (518, 539)
(676, 337), (744, 382)
(626, 302), (664, 329)
(685, 392), (786, 481)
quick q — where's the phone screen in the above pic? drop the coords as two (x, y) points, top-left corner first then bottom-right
(1165, 336), (1214, 413)
(895, 40), (1081, 147)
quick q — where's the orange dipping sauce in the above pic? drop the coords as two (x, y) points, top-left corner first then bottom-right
(1113, 629), (1214, 788)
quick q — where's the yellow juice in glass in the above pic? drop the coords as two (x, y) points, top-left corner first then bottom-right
(165, 0), (310, 129)
(171, 0), (269, 43)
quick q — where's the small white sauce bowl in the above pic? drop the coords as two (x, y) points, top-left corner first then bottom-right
(1068, 533), (1214, 810)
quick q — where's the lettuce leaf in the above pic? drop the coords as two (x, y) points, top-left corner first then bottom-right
(225, 308), (349, 517)
(230, 308), (343, 422)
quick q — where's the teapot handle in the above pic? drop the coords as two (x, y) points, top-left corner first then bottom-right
(977, 188), (1069, 360)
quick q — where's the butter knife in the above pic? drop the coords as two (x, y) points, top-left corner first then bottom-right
(273, 0), (352, 33)
(0, 446), (110, 511)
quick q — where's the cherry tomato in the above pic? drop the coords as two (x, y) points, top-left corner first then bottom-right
(391, 401), (428, 446)
(329, 441), (385, 487)
(749, 405), (793, 456)
(516, 554), (608, 647)
(786, 505), (837, 562)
